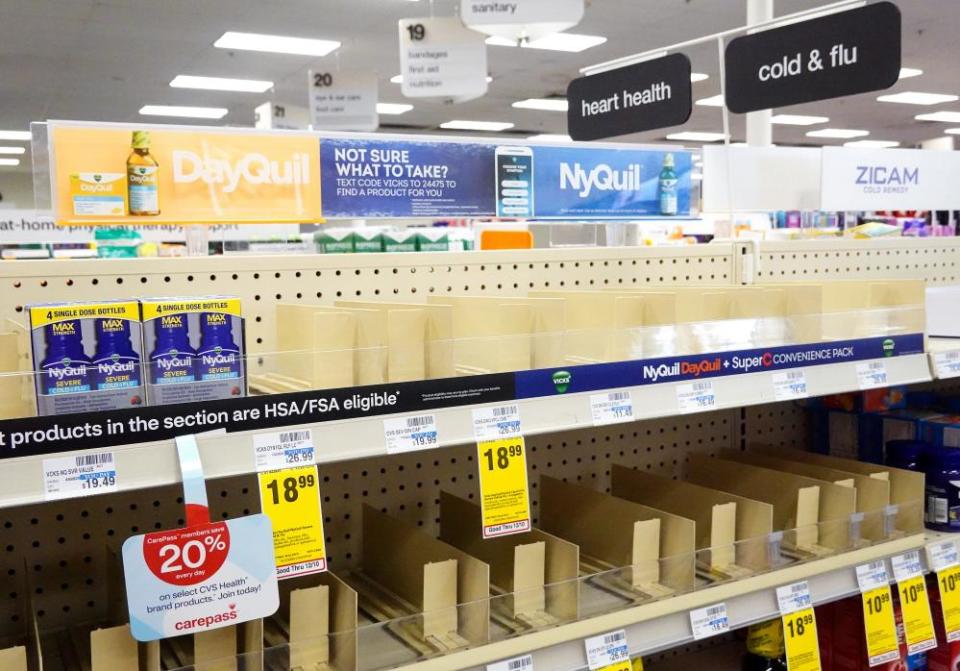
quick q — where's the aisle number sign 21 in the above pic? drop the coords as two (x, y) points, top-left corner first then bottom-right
(258, 465), (328, 578)
(476, 436), (531, 538)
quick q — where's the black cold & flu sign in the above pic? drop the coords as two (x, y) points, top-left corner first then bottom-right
(724, 1), (901, 114)
(567, 53), (692, 141)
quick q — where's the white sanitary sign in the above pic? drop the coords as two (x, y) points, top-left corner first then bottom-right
(399, 17), (488, 102)
(308, 70), (379, 132)
(460, 0), (584, 42)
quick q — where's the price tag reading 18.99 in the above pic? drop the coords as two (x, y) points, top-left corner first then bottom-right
(777, 582), (821, 671)
(258, 465), (327, 578)
(476, 437), (531, 539)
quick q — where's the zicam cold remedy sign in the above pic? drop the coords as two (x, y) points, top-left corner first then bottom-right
(724, 1), (900, 114)
(533, 145), (692, 218)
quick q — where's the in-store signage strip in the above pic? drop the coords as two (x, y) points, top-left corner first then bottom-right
(0, 333), (923, 458)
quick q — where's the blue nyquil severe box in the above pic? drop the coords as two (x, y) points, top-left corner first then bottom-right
(29, 300), (145, 416)
(139, 296), (246, 406)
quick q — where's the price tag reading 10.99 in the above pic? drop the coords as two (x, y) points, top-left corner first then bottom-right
(938, 565), (960, 641)
(476, 437), (531, 539)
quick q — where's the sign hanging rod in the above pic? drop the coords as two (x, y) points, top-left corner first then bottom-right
(580, 0), (866, 76)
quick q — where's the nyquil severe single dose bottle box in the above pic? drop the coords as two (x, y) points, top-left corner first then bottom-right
(139, 296), (246, 406)
(28, 300), (145, 415)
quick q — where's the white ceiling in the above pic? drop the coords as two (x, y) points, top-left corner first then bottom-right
(1, 0), (959, 181)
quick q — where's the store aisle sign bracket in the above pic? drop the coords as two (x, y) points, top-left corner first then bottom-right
(567, 53), (692, 141)
(724, 1), (901, 113)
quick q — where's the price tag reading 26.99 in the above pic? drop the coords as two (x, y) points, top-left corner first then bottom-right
(476, 436), (531, 539)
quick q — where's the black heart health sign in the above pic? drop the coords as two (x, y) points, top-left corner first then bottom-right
(567, 53), (693, 141)
(724, 1), (901, 114)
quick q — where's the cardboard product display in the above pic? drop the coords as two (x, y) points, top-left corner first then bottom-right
(265, 304), (358, 392)
(346, 505), (490, 655)
(610, 465), (774, 575)
(437, 491), (579, 630)
(0, 322), (34, 419)
(265, 570), (358, 671)
(537, 475), (696, 599)
(686, 455), (857, 556)
(530, 290), (645, 363)
(761, 448), (926, 535)
(727, 449), (892, 542)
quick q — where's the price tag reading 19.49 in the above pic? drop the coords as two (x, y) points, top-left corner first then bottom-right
(476, 436), (531, 539)
(776, 582), (821, 671)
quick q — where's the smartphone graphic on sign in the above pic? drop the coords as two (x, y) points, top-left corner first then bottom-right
(495, 146), (534, 218)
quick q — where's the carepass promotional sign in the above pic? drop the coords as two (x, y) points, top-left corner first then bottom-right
(47, 121), (691, 223)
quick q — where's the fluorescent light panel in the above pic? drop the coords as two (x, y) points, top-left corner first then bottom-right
(392, 73), (492, 83)
(877, 91), (958, 105)
(486, 32), (606, 52)
(695, 94), (724, 107)
(0, 158), (20, 166)
(214, 31), (340, 57)
(0, 131), (31, 141)
(916, 111), (960, 123)
(527, 134), (572, 142)
(690, 72), (709, 82)
(666, 131), (727, 142)
(440, 120), (514, 131)
(139, 105), (229, 119)
(512, 98), (568, 112)
(0, 146), (26, 154)
(171, 75), (273, 93)
(843, 140), (899, 148)
(944, 128), (960, 135)
(899, 67), (923, 79)
(806, 128), (869, 139)
(770, 114), (829, 126)
(377, 102), (413, 115)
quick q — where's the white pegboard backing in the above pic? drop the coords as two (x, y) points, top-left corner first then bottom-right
(740, 401), (812, 453)
(753, 237), (960, 285)
(0, 409), (737, 638)
(0, 245), (736, 358)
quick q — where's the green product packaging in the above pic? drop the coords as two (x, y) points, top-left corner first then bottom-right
(314, 229), (354, 254)
(382, 229), (418, 253)
(415, 228), (449, 252)
(353, 229), (384, 253)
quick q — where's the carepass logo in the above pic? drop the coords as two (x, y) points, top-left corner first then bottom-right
(552, 370), (572, 393)
(855, 164), (919, 195)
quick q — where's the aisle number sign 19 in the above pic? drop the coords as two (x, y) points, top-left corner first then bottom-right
(258, 465), (327, 578)
(929, 541), (960, 642)
(476, 436), (531, 538)
(855, 561), (900, 667)
(776, 582), (821, 671)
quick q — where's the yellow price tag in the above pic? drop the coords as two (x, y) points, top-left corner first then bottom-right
(898, 575), (937, 653)
(597, 663), (630, 671)
(476, 436), (531, 538)
(938, 565), (960, 642)
(861, 586), (899, 666)
(631, 658), (644, 671)
(258, 465), (327, 578)
(782, 608), (821, 671)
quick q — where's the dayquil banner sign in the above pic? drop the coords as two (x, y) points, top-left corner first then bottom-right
(48, 122), (322, 225)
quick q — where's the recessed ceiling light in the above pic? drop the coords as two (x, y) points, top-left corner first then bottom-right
(377, 102), (413, 115)
(806, 128), (869, 139)
(665, 131), (728, 142)
(944, 128), (960, 135)
(690, 72), (709, 83)
(486, 33), (606, 53)
(139, 105), (229, 119)
(214, 31), (341, 57)
(0, 146), (26, 154)
(0, 131), (31, 141)
(843, 140), (900, 148)
(695, 94), (725, 107)
(899, 67), (923, 79)
(440, 120), (515, 131)
(512, 98), (568, 112)
(771, 114), (829, 126)
(170, 75), (273, 93)
(527, 134), (572, 142)
(0, 158), (21, 166)
(877, 91), (958, 105)
(915, 111), (960, 123)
